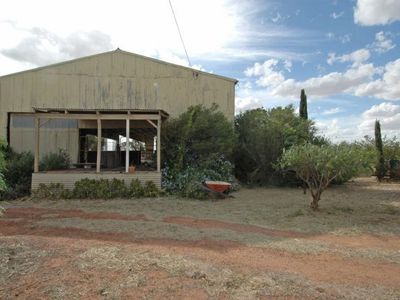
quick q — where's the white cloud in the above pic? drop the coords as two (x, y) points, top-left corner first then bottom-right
(363, 102), (400, 119)
(153, 50), (208, 71)
(235, 96), (263, 114)
(339, 34), (351, 44)
(0, 0), (320, 75)
(322, 107), (344, 115)
(0, 0), (249, 73)
(315, 118), (361, 142)
(327, 49), (370, 66)
(354, 0), (400, 26)
(359, 102), (400, 133)
(315, 103), (400, 142)
(0, 26), (113, 66)
(330, 11), (344, 19)
(355, 58), (400, 100)
(283, 60), (292, 72)
(244, 59), (285, 87)
(370, 31), (395, 53)
(244, 52), (400, 101)
(271, 63), (376, 98)
(271, 13), (283, 23)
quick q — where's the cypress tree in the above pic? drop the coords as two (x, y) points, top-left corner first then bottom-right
(299, 89), (308, 120)
(374, 120), (386, 181)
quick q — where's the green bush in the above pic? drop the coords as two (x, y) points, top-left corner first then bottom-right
(32, 183), (72, 199)
(32, 178), (160, 199)
(161, 105), (237, 199)
(109, 178), (129, 198)
(143, 181), (159, 197)
(234, 106), (317, 185)
(129, 179), (144, 197)
(40, 149), (71, 171)
(280, 143), (375, 210)
(162, 104), (235, 171)
(72, 178), (96, 199)
(1, 151), (34, 199)
(162, 160), (238, 199)
(72, 178), (128, 199)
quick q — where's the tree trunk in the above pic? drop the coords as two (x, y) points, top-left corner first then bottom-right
(310, 190), (321, 210)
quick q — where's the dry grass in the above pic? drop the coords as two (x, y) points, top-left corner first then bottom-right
(76, 245), (400, 300)
(9, 177), (400, 235)
(1, 177), (400, 299)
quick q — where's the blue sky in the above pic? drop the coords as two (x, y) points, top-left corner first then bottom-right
(1, 0), (399, 141)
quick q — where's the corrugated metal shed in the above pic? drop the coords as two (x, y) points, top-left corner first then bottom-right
(0, 49), (236, 157)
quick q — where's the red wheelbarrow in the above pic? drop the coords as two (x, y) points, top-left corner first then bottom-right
(201, 181), (233, 199)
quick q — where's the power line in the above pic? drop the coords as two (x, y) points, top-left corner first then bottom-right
(168, 0), (191, 67)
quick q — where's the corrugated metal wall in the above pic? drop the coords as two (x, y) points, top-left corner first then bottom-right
(9, 114), (79, 162)
(0, 50), (236, 154)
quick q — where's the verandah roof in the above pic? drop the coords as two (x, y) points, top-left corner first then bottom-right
(32, 107), (169, 119)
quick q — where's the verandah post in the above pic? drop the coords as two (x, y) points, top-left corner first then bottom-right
(126, 114), (130, 173)
(96, 117), (101, 173)
(34, 117), (40, 173)
(157, 115), (161, 172)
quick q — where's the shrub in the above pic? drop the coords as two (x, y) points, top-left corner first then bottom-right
(143, 181), (159, 197)
(161, 105), (237, 199)
(162, 104), (235, 171)
(162, 160), (238, 199)
(234, 106), (315, 185)
(280, 143), (375, 210)
(40, 149), (71, 171)
(73, 178), (97, 199)
(72, 178), (128, 199)
(32, 178), (160, 200)
(110, 178), (129, 198)
(1, 151), (34, 199)
(72, 178), (156, 199)
(129, 179), (144, 197)
(32, 183), (72, 199)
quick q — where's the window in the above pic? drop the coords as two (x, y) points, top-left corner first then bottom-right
(11, 114), (78, 128)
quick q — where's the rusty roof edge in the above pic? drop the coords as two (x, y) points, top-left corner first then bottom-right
(32, 107), (169, 117)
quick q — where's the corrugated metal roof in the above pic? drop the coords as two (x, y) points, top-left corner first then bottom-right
(33, 107), (169, 118)
(1, 49), (238, 84)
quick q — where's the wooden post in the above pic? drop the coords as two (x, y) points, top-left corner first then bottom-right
(157, 116), (161, 172)
(125, 118), (130, 173)
(96, 118), (101, 173)
(34, 117), (40, 173)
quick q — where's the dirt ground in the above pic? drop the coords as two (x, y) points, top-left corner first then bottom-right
(1, 177), (400, 299)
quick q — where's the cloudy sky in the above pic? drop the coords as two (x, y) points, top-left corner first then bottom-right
(1, 0), (400, 141)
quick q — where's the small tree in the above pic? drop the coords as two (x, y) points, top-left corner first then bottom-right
(280, 143), (373, 210)
(299, 89), (308, 120)
(374, 120), (386, 181)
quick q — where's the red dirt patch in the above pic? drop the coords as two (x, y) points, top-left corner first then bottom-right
(2, 207), (400, 294)
(4, 207), (148, 222)
(1, 217), (400, 289)
(311, 234), (400, 251)
(164, 216), (310, 238)
(164, 216), (400, 251)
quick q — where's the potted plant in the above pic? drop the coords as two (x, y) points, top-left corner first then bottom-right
(128, 165), (136, 173)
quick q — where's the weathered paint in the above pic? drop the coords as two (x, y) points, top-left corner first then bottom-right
(0, 49), (236, 156)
